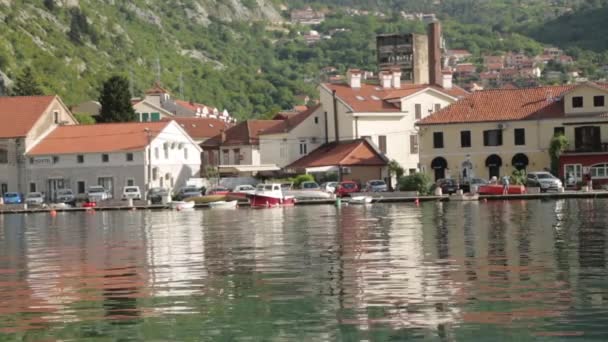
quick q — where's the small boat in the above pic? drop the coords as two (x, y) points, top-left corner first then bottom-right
(249, 183), (296, 209)
(208, 200), (238, 209)
(169, 201), (195, 210)
(349, 196), (373, 204)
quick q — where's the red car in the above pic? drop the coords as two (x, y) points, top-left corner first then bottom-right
(206, 187), (230, 195)
(335, 181), (360, 197)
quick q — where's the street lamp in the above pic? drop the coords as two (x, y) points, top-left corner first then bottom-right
(144, 128), (152, 200)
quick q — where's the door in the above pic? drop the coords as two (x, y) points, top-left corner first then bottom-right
(47, 178), (65, 202)
(98, 177), (114, 199)
(1, 183), (7, 195)
(489, 166), (500, 180)
(564, 164), (582, 186)
(434, 168), (445, 181)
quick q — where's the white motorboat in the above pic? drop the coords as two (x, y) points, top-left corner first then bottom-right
(208, 200), (238, 209)
(349, 196), (373, 204)
(169, 201), (195, 210)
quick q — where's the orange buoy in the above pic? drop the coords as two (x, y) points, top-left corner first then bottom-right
(50, 210), (57, 217)
(415, 198), (420, 206)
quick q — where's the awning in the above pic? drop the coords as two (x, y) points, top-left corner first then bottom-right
(219, 164), (280, 173)
(431, 157), (448, 169)
(485, 154), (502, 167)
(512, 153), (529, 170)
(305, 166), (340, 173)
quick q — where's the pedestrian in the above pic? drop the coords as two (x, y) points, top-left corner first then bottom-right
(585, 173), (593, 190)
(502, 175), (510, 195)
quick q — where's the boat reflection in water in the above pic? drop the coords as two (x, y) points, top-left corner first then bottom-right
(0, 199), (607, 340)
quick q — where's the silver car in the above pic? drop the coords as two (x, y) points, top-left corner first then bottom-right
(25, 192), (45, 206)
(365, 180), (388, 192)
(527, 172), (562, 192)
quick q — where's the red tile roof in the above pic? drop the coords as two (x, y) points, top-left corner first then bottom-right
(0, 96), (56, 138)
(28, 121), (170, 155)
(418, 84), (608, 125)
(145, 82), (170, 95)
(202, 120), (282, 147)
(260, 105), (321, 135)
(323, 83), (467, 113)
(162, 117), (231, 140)
(287, 139), (388, 169)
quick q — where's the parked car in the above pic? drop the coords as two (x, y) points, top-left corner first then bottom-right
(3, 192), (23, 204)
(335, 181), (360, 197)
(364, 180), (388, 192)
(25, 192), (45, 206)
(148, 188), (170, 204)
(56, 189), (75, 204)
(300, 181), (321, 190)
(461, 178), (489, 193)
(233, 184), (256, 195)
(527, 171), (563, 192)
(320, 182), (338, 193)
(87, 186), (110, 202)
(121, 186), (142, 200)
(206, 186), (230, 195)
(436, 179), (460, 195)
(174, 186), (203, 200)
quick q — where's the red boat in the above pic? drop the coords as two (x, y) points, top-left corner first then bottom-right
(248, 184), (296, 208)
(478, 184), (527, 195)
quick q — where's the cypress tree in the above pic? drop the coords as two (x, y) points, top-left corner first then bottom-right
(98, 75), (136, 123)
(12, 67), (43, 96)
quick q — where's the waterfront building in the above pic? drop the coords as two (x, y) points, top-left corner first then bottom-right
(0, 95), (77, 195)
(201, 120), (282, 177)
(259, 105), (325, 168)
(417, 82), (608, 187)
(26, 121), (201, 201)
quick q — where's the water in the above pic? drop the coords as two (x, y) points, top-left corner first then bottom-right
(1, 200), (608, 341)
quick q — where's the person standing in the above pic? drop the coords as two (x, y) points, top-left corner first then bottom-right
(502, 175), (510, 195)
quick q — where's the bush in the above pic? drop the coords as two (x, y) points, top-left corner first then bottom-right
(510, 169), (527, 185)
(398, 173), (432, 195)
(292, 174), (314, 188)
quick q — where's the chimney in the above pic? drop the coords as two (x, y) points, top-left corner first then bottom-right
(442, 71), (453, 89)
(220, 129), (226, 144)
(391, 67), (402, 89)
(346, 69), (362, 88)
(427, 21), (443, 86)
(380, 71), (392, 89)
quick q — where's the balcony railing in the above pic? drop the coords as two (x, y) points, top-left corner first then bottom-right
(563, 142), (608, 154)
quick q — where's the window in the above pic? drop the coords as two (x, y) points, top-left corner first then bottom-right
(164, 145), (169, 159)
(299, 141), (308, 155)
(126, 153), (133, 162)
(154, 147), (159, 159)
(222, 150), (229, 164)
(434, 103), (441, 112)
(29, 183), (36, 193)
(409, 168), (417, 175)
(233, 149), (240, 164)
(184, 147), (188, 160)
(554, 127), (565, 136)
(415, 104), (422, 119)
(77, 155), (84, 163)
(378, 135), (387, 154)
(142, 113), (149, 122)
(102, 154), (109, 162)
(433, 132), (444, 148)
(53, 156), (59, 164)
(572, 96), (583, 108)
(591, 164), (608, 178)
(77, 181), (86, 194)
(594, 95), (605, 107)
(410, 135), (418, 154)
(314, 117), (319, 124)
(153, 168), (158, 180)
(0, 148), (7, 164)
(514, 128), (525, 146)
(483, 130), (503, 146)
(460, 131), (471, 148)
(127, 179), (135, 186)
(53, 111), (59, 124)
(151, 112), (160, 121)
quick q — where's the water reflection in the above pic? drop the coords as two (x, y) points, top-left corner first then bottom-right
(0, 200), (607, 340)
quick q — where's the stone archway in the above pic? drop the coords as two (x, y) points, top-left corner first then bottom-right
(431, 157), (448, 181)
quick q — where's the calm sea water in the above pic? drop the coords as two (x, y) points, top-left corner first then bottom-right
(1, 200), (608, 341)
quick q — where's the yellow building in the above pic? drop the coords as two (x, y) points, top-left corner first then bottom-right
(417, 82), (608, 184)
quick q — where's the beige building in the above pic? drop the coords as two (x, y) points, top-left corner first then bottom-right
(320, 69), (467, 176)
(417, 82), (608, 185)
(0, 95), (77, 194)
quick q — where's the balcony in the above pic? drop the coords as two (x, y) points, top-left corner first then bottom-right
(563, 142), (608, 154)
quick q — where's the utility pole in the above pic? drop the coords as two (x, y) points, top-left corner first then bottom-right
(144, 128), (152, 200)
(179, 71), (184, 99)
(155, 56), (161, 83)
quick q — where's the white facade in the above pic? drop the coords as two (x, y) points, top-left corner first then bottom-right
(320, 86), (458, 173)
(26, 121), (201, 200)
(259, 107), (326, 167)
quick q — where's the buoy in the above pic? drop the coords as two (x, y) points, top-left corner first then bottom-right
(50, 210), (57, 217)
(415, 198), (420, 206)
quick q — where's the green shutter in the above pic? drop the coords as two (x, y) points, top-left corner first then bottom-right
(151, 112), (160, 121)
(142, 113), (149, 122)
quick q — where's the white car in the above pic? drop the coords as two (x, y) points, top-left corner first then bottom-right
(233, 184), (256, 195)
(88, 186), (110, 202)
(25, 192), (45, 206)
(122, 186), (142, 200)
(320, 182), (338, 193)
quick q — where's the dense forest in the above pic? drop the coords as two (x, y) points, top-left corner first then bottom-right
(0, 0), (607, 119)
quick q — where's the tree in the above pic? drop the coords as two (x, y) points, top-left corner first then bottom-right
(73, 113), (96, 125)
(398, 173), (432, 195)
(12, 67), (43, 96)
(549, 133), (569, 175)
(387, 159), (404, 190)
(98, 75), (136, 123)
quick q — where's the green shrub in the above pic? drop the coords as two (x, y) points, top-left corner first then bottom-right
(510, 169), (527, 185)
(292, 174), (314, 188)
(398, 173), (432, 195)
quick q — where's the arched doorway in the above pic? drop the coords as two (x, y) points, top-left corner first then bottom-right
(431, 157), (448, 181)
(511, 153), (529, 171)
(485, 154), (502, 180)
(461, 159), (473, 183)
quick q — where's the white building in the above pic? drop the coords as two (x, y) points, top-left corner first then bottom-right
(26, 121), (201, 200)
(259, 105), (325, 168)
(0, 95), (77, 195)
(320, 69), (467, 175)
